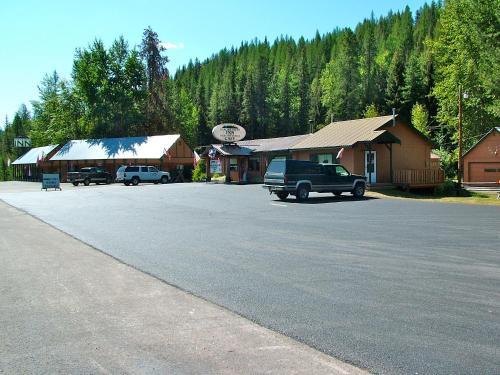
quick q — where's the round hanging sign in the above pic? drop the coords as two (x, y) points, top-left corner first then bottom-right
(212, 123), (246, 143)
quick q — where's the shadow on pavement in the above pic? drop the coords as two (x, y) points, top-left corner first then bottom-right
(275, 195), (378, 204)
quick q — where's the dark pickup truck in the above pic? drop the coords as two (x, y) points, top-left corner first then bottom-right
(67, 167), (113, 186)
(264, 159), (366, 201)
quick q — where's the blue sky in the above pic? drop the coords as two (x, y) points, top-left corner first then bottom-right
(1, 0), (429, 126)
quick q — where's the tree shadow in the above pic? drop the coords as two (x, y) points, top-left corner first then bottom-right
(55, 137), (149, 158)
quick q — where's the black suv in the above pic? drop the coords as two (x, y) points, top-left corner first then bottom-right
(264, 159), (366, 201)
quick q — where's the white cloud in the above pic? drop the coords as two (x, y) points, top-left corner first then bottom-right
(159, 41), (185, 49)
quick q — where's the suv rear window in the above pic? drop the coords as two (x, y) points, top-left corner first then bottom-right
(125, 166), (139, 172)
(266, 159), (286, 174)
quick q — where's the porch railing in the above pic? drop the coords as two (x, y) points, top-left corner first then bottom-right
(393, 168), (444, 186)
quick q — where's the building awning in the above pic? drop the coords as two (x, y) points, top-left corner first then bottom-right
(50, 135), (181, 161)
(12, 145), (59, 165)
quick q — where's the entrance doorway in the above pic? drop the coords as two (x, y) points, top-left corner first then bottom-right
(364, 151), (377, 183)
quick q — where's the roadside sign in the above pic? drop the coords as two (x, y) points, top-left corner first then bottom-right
(212, 124), (246, 143)
(14, 137), (32, 147)
(42, 174), (61, 191)
(210, 159), (222, 174)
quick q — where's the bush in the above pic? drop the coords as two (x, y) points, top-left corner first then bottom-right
(192, 160), (206, 182)
(434, 149), (457, 179)
(435, 180), (457, 196)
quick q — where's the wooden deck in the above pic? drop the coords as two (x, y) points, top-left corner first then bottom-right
(393, 169), (444, 188)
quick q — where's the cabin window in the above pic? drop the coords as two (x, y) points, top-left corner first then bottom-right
(230, 158), (238, 171)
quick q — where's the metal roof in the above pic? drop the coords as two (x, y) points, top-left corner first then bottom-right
(291, 115), (398, 150)
(12, 145), (59, 165)
(50, 135), (181, 161)
(211, 144), (254, 156)
(237, 134), (311, 152)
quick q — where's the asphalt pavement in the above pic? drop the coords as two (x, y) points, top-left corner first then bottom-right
(0, 199), (363, 374)
(1, 182), (499, 374)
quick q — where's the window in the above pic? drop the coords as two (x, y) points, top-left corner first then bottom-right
(125, 166), (139, 172)
(149, 167), (158, 173)
(318, 154), (333, 164)
(335, 166), (350, 176)
(267, 159), (285, 174)
(230, 158), (238, 171)
(484, 168), (498, 172)
(311, 153), (339, 164)
(140, 166), (149, 172)
(249, 158), (260, 172)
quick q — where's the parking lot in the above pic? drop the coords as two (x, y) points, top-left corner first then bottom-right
(1, 181), (499, 375)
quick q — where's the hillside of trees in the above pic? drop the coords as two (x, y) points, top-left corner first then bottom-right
(1, 0), (498, 180)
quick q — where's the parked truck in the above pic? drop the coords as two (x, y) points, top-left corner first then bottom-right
(67, 167), (113, 186)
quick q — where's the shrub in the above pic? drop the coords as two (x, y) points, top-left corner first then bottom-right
(192, 160), (206, 182)
(435, 180), (457, 196)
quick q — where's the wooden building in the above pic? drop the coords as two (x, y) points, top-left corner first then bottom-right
(202, 135), (309, 183)
(49, 135), (194, 182)
(463, 127), (500, 185)
(11, 145), (60, 181)
(203, 115), (443, 187)
(290, 115), (443, 187)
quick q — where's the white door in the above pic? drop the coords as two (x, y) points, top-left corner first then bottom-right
(364, 151), (377, 184)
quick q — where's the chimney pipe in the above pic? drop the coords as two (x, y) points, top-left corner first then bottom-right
(392, 108), (396, 127)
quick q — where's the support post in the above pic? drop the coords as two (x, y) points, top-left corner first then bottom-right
(368, 143), (372, 185)
(389, 143), (393, 183)
(457, 84), (463, 187)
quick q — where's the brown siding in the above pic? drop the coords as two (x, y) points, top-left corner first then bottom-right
(463, 131), (500, 183)
(387, 121), (432, 171)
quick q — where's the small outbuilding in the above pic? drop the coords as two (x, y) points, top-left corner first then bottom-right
(463, 127), (500, 184)
(49, 135), (194, 182)
(11, 144), (60, 181)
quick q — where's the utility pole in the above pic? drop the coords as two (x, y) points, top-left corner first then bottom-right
(457, 84), (463, 187)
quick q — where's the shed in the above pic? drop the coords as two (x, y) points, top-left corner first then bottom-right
(463, 127), (500, 185)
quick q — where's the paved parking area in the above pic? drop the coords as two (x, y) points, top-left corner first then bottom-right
(1, 182), (499, 374)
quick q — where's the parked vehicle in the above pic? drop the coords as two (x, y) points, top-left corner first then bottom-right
(263, 159), (366, 201)
(116, 165), (170, 186)
(67, 167), (113, 186)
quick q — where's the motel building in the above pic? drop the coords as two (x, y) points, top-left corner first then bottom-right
(202, 115), (444, 188)
(12, 134), (194, 182)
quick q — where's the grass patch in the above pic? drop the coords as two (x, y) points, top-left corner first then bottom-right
(367, 188), (500, 206)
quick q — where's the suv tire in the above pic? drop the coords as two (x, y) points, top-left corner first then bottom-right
(72, 182), (79, 186)
(276, 191), (289, 201)
(124, 181), (130, 186)
(296, 184), (310, 202)
(161, 176), (169, 184)
(131, 177), (140, 186)
(83, 178), (90, 186)
(352, 183), (365, 199)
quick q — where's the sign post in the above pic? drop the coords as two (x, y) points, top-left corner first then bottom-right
(41, 174), (61, 191)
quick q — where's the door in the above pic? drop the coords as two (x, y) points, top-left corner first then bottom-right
(149, 166), (160, 181)
(469, 162), (500, 183)
(364, 151), (377, 184)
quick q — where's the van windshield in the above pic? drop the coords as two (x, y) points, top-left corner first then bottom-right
(266, 159), (285, 174)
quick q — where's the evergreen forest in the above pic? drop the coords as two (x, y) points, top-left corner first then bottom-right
(1, 0), (498, 180)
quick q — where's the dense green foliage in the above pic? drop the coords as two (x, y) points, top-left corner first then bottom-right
(1, 0), (498, 181)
